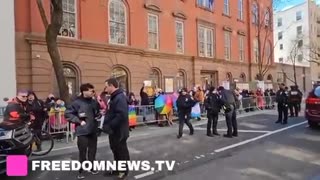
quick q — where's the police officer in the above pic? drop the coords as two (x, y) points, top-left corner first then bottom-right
(204, 87), (222, 137)
(288, 85), (303, 117)
(217, 86), (239, 138)
(176, 88), (195, 139)
(275, 83), (289, 124)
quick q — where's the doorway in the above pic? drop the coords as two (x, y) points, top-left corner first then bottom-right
(200, 71), (218, 90)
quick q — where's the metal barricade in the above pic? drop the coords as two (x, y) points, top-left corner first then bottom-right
(47, 109), (72, 143)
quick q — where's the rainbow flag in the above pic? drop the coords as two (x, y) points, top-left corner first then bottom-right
(128, 105), (137, 127)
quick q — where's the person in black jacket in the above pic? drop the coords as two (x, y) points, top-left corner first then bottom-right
(275, 83), (289, 124)
(65, 83), (101, 179)
(103, 78), (130, 179)
(140, 83), (149, 121)
(176, 88), (195, 139)
(27, 91), (47, 151)
(218, 86), (239, 138)
(204, 87), (222, 137)
(4, 90), (30, 121)
(288, 85), (303, 117)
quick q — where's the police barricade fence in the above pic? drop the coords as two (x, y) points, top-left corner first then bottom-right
(47, 108), (74, 143)
(130, 95), (277, 125)
(0, 95), (278, 141)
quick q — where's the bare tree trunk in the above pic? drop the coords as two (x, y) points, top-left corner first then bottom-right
(36, 0), (70, 103)
(293, 64), (297, 86)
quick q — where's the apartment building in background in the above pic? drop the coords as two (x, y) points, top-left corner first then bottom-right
(14, 0), (276, 98)
(273, 0), (318, 92)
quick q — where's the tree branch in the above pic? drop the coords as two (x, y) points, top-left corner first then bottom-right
(36, 0), (49, 29)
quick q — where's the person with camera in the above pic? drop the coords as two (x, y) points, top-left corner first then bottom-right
(65, 83), (101, 179)
(217, 86), (239, 138)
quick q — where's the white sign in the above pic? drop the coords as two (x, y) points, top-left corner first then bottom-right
(257, 81), (265, 91)
(222, 81), (230, 90)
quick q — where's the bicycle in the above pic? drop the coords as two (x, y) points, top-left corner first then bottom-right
(28, 121), (54, 156)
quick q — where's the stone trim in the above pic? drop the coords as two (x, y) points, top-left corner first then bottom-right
(237, 30), (246, 36)
(223, 26), (233, 32)
(144, 3), (162, 13)
(172, 12), (187, 20)
(196, 18), (215, 28)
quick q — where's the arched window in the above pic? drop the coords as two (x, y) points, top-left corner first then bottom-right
(111, 67), (129, 91)
(254, 38), (259, 63)
(240, 73), (246, 82)
(63, 65), (79, 96)
(176, 70), (186, 90)
(109, 0), (127, 45)
(252, 3), (258, 24)
(150, 68), (161, 88)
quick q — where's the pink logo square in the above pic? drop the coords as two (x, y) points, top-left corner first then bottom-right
(6, 155), (28, 176)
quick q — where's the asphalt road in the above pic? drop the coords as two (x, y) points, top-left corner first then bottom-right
(2, 110), (320, 180)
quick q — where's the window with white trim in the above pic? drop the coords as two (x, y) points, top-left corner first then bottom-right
(296, 11), (302, 21)
(109, 0), (127, 44)
(224, 0), (230, 15)
(58, 0), (76, 38)
(176, 21), (184, 53)
(265, 9), (270, 26)
(277, 18), (282, 27)
(239, 36), (244, 62)
(198, 26), (214, 58)
(238, 0), (243, 20)
(224, 32), (231, 60)
(148, 14), (159, 50)
(197, 0), (213, 10)
(252, 3), (258, 24)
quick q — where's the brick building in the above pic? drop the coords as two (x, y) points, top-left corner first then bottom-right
(14, 0), (276, 99)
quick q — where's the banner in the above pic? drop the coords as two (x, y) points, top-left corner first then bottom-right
(191, 103), (201, 118)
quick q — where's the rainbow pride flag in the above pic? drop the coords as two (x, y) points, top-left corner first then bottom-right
(128, 105), (137, 127)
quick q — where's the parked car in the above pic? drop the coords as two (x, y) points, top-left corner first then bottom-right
(305, 84), (320, 128)
(0, 120), (33, 174)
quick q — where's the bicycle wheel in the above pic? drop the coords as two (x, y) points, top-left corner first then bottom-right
(31, 131), (54, 156)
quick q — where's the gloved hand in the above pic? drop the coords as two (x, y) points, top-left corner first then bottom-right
(102, 125), (113, 135)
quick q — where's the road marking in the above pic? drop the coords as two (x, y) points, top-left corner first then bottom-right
(50, 133), (150, 152)
(193, 127), (272, 133)
(134, 171), (155, 179)
(214, 121), (307, 153)
(134, 121), (306, 179)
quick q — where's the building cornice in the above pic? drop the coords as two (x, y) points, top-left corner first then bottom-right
(24, 34), (263, 67)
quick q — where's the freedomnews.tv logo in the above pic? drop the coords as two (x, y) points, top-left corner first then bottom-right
(6, 155), (28, 176)
(5, 155), (176, 176)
